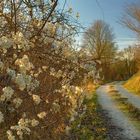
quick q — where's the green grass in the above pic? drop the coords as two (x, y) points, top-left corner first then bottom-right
(70, 92), (107, 140)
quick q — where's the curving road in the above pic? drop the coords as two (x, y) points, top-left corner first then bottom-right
(96, 85), (140, 140)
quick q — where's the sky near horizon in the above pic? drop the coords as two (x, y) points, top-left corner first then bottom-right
(59, 0), (140, 49)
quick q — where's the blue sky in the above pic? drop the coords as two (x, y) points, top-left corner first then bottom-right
(59, 0), (140, 49)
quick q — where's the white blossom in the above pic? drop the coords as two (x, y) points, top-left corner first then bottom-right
(42, 66), (48, 71)
(15, 73), (38, 92)
(52, 101), (60, 113)
(31, 119), (39, 127)
(65, 126), (71, 135)
(0, 36), (13, 48)
(15, 74), (26, 91)
(0, 60), (4, 70)
(45, 99), (49, 104)
(15, 55), (34, 73)
(13, 98), (23, 108)
(38, 67), (43, 74)
(32, 94), (41, 105)
(29, 79), (40, 92)
(0, 87), (14, 101)
(33, 73), (39, 78)
(0, 111), (4, 123)
(7, 130), (15, 140)
(37, 112), (47, 119)
(11, 118), (31, 139)
(7, 68), (16, 80)
(13, 32), (30, 51)
(13, 54), (17, 59)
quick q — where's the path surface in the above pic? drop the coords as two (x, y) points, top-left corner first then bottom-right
(96, 85), (140, 140)
(115, 84), (140, 109)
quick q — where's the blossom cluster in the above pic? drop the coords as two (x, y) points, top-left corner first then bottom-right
(7, 118), (39, 140)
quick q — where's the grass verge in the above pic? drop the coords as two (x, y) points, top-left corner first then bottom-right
(124, 72), (140, 96)
(69, 92), (107, 140)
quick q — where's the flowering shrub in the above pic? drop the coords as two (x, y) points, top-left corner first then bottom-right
(0, 0), (98, 139)
(0, 32), (90, 139)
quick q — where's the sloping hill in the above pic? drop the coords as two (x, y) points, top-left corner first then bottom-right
(124, 72), (140, 95)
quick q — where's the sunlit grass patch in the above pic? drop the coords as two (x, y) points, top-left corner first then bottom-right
(85, 83), (99, 100)
(124, 72), (140, 96)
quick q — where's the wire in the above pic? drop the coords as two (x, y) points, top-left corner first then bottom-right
(95, 0), (105, 20)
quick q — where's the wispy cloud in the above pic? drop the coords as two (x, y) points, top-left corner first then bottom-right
(115, 37), (140, 49)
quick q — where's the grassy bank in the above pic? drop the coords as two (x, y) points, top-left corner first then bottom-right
(69, 92), (107, 140)
(124, 72), (140, 95)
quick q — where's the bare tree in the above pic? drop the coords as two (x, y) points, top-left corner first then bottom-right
(120, 46), (137, 78)
(82, 20), (117, 81)
(121, 3), (140, 36)
(133, 44), (140, 70)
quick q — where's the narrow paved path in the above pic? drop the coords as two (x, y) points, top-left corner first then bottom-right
(97, 85), (140, 140)
(115, 84), (140, 109)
